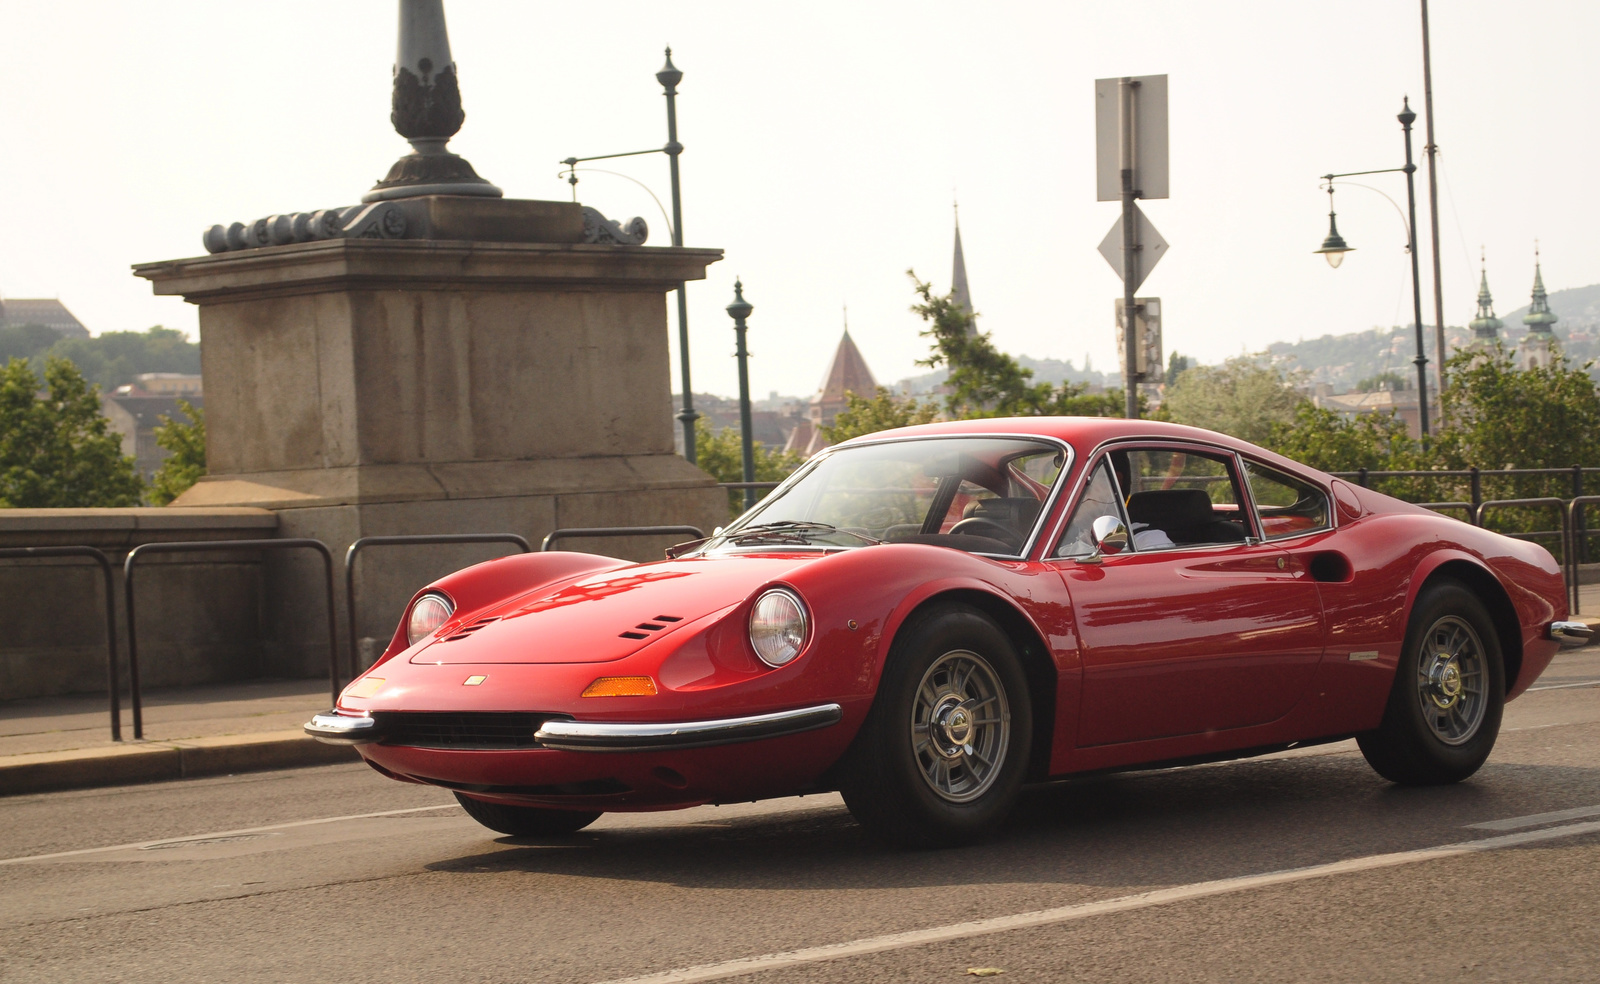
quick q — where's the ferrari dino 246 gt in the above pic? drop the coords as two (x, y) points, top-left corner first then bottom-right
(308, 418), (1588, 846)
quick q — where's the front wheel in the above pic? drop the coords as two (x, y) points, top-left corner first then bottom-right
(454, 792), (601, 837)
(1357, 580), (1505, 785)
(839, 604), (1032, 848)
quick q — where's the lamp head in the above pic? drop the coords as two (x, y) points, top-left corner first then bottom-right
(656, 47), (683, 91)
(726, 279), (754, 321)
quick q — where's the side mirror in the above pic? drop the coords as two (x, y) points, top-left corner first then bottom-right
(1076, 515), (1129, 564)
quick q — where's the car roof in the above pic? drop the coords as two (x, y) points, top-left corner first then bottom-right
(837, 416), (1332, 484)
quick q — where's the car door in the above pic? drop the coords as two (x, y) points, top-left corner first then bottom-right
(1046, 445), (1327, 747)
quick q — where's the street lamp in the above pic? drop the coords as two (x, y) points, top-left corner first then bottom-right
(725, 279), (757, 512)
(1315, 98), (1430, 437)
(560, 47), (701, 464)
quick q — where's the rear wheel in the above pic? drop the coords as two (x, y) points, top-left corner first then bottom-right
(1357, 580), (1505, 785)
(453, 792), (601, 836)
(840, 603), (1031, 848)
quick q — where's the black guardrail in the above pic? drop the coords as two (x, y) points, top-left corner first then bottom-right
(1567, 496), (1600, 615)
(0, 546), (123, 741)
(343, 534), (532, 677)
(541, 526), (706, 552)
(124, 538), (340, 739)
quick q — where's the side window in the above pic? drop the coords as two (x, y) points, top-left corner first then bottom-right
(1246, 463), (1331, 540)
(1116, 447), (1250, 548)
(1053, 460), (1124, 558)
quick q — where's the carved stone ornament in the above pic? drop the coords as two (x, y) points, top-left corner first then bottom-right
(202, 203), (407, 254)
(581, 207), (649, 246)
(391, 60), (465, 140)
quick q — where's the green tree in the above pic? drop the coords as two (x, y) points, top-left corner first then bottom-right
(1160, 357), (1306, 446)
(909, 272), (1131, 418)
(0, 357), (142, 507)
(820, 387), (942, 445)
(39, 326), (200, 392)
(1164, 351), (1191, 387)
(0, 323), (63, 363)
(693, 418), (805, 517)
(1433, 343), (1600, 502)
(1354, 370), (1407, 392)
(148, 400), (206, 505)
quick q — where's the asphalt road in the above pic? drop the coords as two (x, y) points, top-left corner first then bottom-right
(4, 652), (1599, 984)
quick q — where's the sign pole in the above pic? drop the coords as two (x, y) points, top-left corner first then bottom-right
(1119, 77), (1141, 420)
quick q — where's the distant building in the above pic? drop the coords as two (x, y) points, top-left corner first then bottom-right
(133, 372), (203, 397)
(1313, 387), (1434, 440)
(1467, 252), (1504, 346)
(784, 327), (879, 457)
(0, 297), (89, 338)
(100, 394), (203, 480)
(1517, 248), (1559, 371)
(952, 204), (975, 332)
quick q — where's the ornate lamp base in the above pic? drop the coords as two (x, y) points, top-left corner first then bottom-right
(364, 139), (502, 203)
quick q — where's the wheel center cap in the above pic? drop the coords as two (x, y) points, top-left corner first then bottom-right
(1428, 656), (1463, 709)
(934, 698), (973, 752)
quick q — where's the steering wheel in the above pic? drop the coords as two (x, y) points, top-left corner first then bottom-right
(947, 517), (1023, 551)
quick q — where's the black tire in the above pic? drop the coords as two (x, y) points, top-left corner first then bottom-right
(453, 792), (601, 836)
(839, 603), (1032, 848)
(1358, 580), (1505, 785)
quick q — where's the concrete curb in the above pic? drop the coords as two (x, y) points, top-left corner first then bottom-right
(0, 730), (357, 797)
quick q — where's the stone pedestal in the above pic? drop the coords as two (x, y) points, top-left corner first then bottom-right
(135, 201), (725, 671)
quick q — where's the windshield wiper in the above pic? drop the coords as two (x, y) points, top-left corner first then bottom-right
(727, 521), (881, 546)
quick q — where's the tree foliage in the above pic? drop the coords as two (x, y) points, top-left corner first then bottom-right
(0, 357), (142, 507)
(693, 418), (805, 517)
(820, 387), (942, 445)
(0, 325), (200, 392)
(909, 272), (1129, 419)
(1431, 343), (1600, 501)
(1159, 357), (1306, 446)
(148, 400), (207, 505)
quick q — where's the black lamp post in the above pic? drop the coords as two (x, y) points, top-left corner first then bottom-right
(1315, 98), (1430, 438)
(726, 279), (757, 512)
(559, 47), (700, 464)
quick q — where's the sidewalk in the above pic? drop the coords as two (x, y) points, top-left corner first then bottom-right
(0, 677), (353, 796)
(3, 601), (1598, 798)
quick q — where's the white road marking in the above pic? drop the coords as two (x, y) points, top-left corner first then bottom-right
(591, 819), (1600, 984)
(1528, 679), (1600, 692)
(0, 803), (458, 866)
(1466, 803), (1600, 831)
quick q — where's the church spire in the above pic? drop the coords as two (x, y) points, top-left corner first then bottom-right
(951, 200), (975, 333)
(1468, 249), (1502, 341)
(1523, 242), (1558, 334)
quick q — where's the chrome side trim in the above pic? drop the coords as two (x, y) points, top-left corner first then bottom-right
(534, 703), (843, 752)
(1550, 621), (1593, 648)
(305, 711), (381, 745)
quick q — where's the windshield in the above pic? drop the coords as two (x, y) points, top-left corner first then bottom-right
(705, 436), (1068, 556)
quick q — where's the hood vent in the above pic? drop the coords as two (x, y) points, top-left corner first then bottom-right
(619, 614), (683, 641)
(443, 616), (501, 642)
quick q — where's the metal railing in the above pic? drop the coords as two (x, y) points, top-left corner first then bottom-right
(1337, 465), (1598, 505)
(1567, 496), (1600, 615)
(0, 546), (123, 741)
(343, 534), (532, 676)
(123, 539), (340, 738)
(541, 526), (706, 551)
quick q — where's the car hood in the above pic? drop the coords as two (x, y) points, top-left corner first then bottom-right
(410, 554), (819, 665)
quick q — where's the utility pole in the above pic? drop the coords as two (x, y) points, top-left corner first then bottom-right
(1119, 78), (1141, 421)
(1420, 0), (1448, 412)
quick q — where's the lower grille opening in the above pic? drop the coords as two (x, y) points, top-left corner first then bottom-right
(374, 711), (561, 750)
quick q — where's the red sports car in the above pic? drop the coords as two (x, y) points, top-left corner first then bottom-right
(308, 418), (1588, 846)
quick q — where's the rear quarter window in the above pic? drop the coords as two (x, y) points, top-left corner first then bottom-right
(1246, 463), (1331, 539)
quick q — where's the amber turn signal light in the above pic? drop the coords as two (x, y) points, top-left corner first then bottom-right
(343, 676), (386, 699)
(581, 676), (659, 698)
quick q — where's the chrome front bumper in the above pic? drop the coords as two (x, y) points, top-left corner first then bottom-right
(304, 703), (843, 751)
(1549, 620), (1594, 648)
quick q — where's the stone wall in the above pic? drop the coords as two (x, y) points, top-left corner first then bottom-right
(0, 508), (280, 700)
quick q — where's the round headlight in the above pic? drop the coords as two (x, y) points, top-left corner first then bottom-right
(407, 593), (454, 646)
(750, 588), (808, 667)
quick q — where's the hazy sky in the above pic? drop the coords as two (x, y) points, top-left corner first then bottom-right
(1, 1), (1595, 400)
